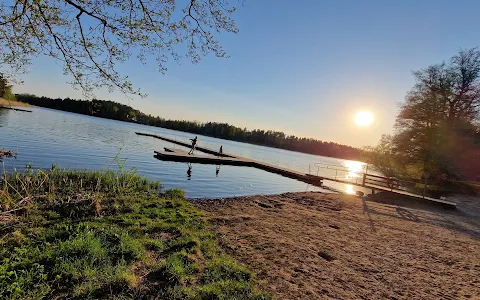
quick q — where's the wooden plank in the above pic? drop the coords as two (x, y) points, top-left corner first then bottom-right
(154, 151), (250, 165)
(152, 151), (322, 184)
(0, 106), (32, 112)
(136, 132), (235, 157)
(365, 173), (391, 180)
(365, 183), (456, 208)
(163, 147), (188, 154)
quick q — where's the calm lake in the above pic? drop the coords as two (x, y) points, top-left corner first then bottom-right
(1, 107), (368, 198)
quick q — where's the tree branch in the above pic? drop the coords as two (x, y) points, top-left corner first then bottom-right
(0, 0), (29, 26)
(63, 0), (108, 27)
(35, 2), (87, 92)
(75, 11), (127, 93)
(185, 0), (207, 35)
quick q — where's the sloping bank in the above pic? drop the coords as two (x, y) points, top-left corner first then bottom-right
(0, 168), (269, 299)
(193, 192), (480, 299)
(0, 98), (32, 107)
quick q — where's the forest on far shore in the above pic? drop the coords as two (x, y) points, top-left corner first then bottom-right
(16, 94), (362, 160)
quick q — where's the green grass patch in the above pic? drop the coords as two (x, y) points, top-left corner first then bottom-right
(0, 169), (269, 299)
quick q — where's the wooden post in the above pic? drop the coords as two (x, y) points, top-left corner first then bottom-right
(422, 171), (429, 199)
(362, 173), (367, 186)
(423, 177), (427, 198)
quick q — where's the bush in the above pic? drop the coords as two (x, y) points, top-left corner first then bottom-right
(165, 188), (185, 199)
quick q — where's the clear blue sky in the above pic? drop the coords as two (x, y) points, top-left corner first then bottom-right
(16, 0), (480, 147)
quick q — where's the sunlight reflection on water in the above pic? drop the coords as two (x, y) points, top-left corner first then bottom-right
(2, 107), (358, 198)
(345, 184), (356, 195)
(343, 160), (365, 180)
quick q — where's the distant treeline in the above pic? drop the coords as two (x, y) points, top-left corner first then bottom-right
(16, 94), (362, 160)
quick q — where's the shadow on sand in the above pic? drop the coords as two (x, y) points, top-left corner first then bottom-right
(362, 191), (480, 240)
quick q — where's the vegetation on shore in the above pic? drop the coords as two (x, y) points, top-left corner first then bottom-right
(364, 48), (480, 184)
(0, 167), (268, 299)
(0, 98), (31, 108)
(15, 94), (362, 160)
(0, 75), (16, 102)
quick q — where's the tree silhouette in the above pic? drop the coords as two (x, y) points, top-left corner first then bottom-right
(366, 48), (480, 181)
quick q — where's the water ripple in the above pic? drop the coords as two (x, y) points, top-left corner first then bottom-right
(0, 107), (360, 197)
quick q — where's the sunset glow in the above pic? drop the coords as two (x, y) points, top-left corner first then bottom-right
(355, 111), (374, 126)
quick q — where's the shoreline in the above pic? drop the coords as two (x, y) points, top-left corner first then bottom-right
(0, 169), (269, 299)
(0, 98), (32, 108)
(193, 191), (480, 299)
(2, 165), (479, 299)
(14, 99), (361, 161)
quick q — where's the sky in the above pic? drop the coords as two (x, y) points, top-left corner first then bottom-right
(15, 0), (480, 147)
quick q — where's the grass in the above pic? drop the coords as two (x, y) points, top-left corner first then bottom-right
(0, 167), (269, 299)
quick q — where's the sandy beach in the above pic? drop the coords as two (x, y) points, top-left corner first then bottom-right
(0, 98), (32, 107)
(193, 192), (480, 299)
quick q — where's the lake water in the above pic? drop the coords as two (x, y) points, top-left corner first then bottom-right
(0, 107), (369, 198)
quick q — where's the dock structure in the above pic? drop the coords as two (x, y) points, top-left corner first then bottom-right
(137, 132), (457, 208)
(155, 148), (320, 184)
(0, 106), (32, 112)
(136, 132), (235, 157)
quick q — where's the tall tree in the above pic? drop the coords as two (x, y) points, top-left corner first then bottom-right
(0, 0), (239, 96)
(399, 48), (480, 130)
(368, 48), (480, 181)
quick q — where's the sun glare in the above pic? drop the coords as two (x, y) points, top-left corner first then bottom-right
(345, 184), (355, 195)
(343, 160), (365, 179)
(354, 111), (374, 126)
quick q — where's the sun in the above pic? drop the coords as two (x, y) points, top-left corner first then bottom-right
(354, 111), (373, 126)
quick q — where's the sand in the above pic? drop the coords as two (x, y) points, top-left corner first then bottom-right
(0, 98), (32, 107)
(193, 192), (480, 299)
